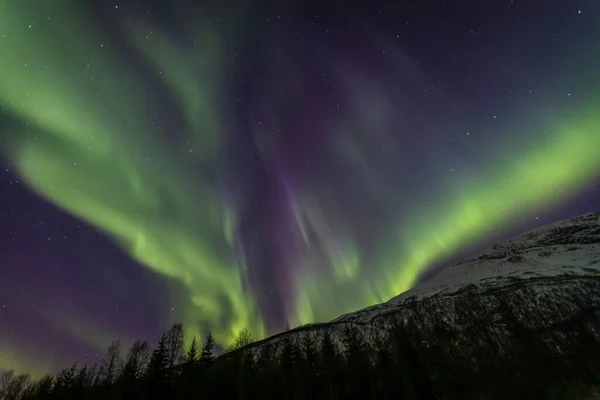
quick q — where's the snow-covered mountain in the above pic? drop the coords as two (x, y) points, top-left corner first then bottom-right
(233, 212), (600, 359)
(332, 211), (600, 324)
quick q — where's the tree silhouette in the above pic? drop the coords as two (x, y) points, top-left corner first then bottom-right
(176, 336), (200, 400)
(391, 321), (435, 400)
(30, 374), (54, 399)
(165, 323), (185, 369)
(373, 333), (397, 400)
(319, 331), (341, 400)
(199, 332), (215, 366)
(122, 341), (151, 381)
(15, 314), (600, 400)
(184, 337), (198, 364)
(100, 340), (122, 386)
(301, 332), (318, 399)
(0, 370), (14, 398)
(279, 335), (303, 399)
(1, 371), (29, 400)
(232, 327), (253, 351)
(145, 332), (170, 399)
(120, 340), (151, 399)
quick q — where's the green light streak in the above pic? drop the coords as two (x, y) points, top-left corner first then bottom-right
(0, 0), (263, 375)
(295, 111), (600, 325)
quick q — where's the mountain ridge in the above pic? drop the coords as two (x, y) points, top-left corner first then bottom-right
(226, 212), (600, 361)
(331, 211), (600, 324)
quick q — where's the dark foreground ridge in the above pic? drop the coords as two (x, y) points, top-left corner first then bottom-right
(3, 213), (600, 399)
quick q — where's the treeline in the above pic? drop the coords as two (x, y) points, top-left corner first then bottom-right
(3, 315), (600, 399)
(1, 322), (436, 400)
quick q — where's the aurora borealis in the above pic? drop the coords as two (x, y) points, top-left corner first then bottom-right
(1, 0), (599, 377)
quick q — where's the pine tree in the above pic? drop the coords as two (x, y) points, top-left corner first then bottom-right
(149, 333), (169, 372)
(185, 336), (199, 364)
(146, 332), (170, 398)
(199, 332), (215, 366)
(178, 336), (200, 400)
(194, 332), (216, 399)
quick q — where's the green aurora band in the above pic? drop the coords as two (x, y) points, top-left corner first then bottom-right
(1, 0), (599, 376)
(0, 0), (264, 349)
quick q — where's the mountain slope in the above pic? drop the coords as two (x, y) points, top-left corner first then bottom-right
(231, 212), (600, 364)
(332, 211), (600, 324)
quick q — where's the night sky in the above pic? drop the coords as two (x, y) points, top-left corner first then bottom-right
(1, 0), (599, 377)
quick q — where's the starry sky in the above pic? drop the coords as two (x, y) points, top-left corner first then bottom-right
(1, 0), (600, 377)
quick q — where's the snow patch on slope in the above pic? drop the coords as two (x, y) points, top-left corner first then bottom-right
(332, 212), (600, 323)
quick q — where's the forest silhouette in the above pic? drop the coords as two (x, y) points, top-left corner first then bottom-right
(2, 314), (600, 400)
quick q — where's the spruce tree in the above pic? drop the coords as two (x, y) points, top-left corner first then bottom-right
(185, 336), (199, 364)
(179, 336), (200, 400)
(146, 332), (170, 398)
(199, 332), (215, 366)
